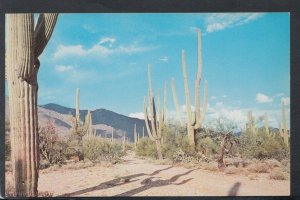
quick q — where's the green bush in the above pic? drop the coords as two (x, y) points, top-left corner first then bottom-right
(83, 137), (125, 162)
(135, 137), (158, 159)
(239, 128), (288, 160)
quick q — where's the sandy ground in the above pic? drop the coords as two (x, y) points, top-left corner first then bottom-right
(6, 151), (290, 197)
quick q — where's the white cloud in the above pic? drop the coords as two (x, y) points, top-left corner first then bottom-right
(222, 95), (227, 98)
(205, 13), (265, 33)
(54, 40), (158, 59)
(99, 37), (116, 47)
(256, 93), (273, 103)
(129, 112), (144, 120)
(210, 96), (217, 100)
(274, 93), (285, 97)
(55, 65), (74, 72)
(159, 56), (169, 63)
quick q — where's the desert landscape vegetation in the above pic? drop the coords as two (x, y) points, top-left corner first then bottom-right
(5, 13), (290, 197)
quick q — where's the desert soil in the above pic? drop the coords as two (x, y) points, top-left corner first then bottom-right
(6, 151), (290, 197)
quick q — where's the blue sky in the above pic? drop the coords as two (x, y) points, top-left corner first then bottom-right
(5, 13), (290, 129)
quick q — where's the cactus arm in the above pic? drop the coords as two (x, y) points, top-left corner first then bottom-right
(17, 14), (35, 81)
(171, 78), (183, 125)
(194, 30), (202, 126)
(182, 49), (193, 125)
(143, 97), (155, 141)
(163, 81), (167, 122)
(148, 65), (158, 138)
(157, 88), (161, 121)
(76, 88), (80, 124)
(34, 13), (58, 58)
(199, 80), (208, 125)
(264, 112), (269, 135)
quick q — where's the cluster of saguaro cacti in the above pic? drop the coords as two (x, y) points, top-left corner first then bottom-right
(6, 13), (58, 197)
(69, 88), (94, 141)
(85, 110), (96, 139)
(280, 98), (289, 147)
(171, 30), (208, 148)
(143, 65), (166, 160)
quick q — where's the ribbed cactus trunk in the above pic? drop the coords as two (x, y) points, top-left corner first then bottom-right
(76, 88), (80, 124)
(264, 112), (269, 135)
(181, 30), (208, 148)
(144, 65), (164, 160)
(6, 13), (58, 197)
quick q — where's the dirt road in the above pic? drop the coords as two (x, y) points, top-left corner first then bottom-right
(6, 151), (290, 196)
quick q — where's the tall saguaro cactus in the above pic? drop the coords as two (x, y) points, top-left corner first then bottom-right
(6, 13), (58, 197)
(171, 78), (183, 125)
(76, 88), (80, 124)
(281, 98), (289, 147)
(143, 65), (165, 160)
(264, 112), (270, 136)
(175, 30), (208, 148)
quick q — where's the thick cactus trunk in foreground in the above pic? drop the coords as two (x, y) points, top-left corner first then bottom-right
(6, 14), (58, 197)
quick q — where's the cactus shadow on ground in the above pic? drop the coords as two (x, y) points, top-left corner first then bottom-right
(115, 169), (195, 196)
(57, 166), (173, 197)
(227, 182), (241, 196)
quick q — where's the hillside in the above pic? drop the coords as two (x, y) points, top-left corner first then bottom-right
(40, 103), (147, 141)
(5, 97), (146, 141)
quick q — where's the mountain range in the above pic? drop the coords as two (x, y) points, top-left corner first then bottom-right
(5, 97), (147, 142)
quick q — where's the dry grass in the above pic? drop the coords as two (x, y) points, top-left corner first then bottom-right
(248, 173), (259, 180)
(201, 162), (219, 172)
(269, 168), (289, 180)
(246, 162), (269, 173)
(224, 166), (240, 174)
(264, 159), (282, 169)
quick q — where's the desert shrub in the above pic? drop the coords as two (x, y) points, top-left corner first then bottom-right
(135, 137), (158, 159)
(196, 136), (219, 157)
(247, 162), (269, 173)
(39, 121), (67, 165)
(83, 137), (125, 163)
(239, 128), (288, 160)
(269, 168), (288, 180)
(224, 166), (240, 174)
(201, 161), (219, 171)
(264, 159), (282, 169)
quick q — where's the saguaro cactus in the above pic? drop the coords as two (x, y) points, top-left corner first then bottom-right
(264, 112), (270, 136)
(111, 127), (114, 143)
(134, 124), (138, 148)
(246, 110), (256, 134)
(171, 78), (183, 125)
(76, 88), (80, 124)
(174, 30), (208, 148)
(122, 132), (126, 152)
(143, 65), (165, 160)
(281, 98), (289, 147)
(6, 13), (58, 197)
